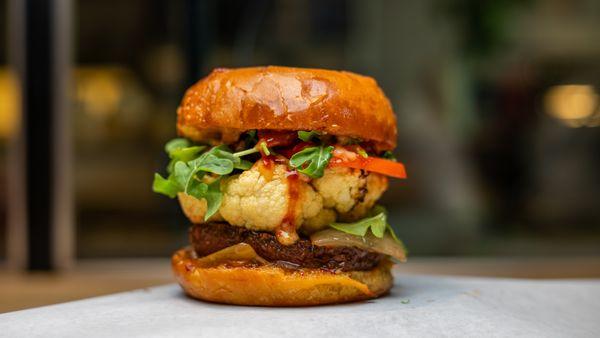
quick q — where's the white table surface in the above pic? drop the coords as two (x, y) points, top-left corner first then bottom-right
(1, 273), (599, 338)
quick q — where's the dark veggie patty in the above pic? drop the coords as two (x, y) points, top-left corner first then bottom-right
(190, 222), (384, 272)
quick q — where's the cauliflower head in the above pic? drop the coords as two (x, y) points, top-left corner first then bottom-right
(218, 164), (323, 231)
(178, 163), (388, 235)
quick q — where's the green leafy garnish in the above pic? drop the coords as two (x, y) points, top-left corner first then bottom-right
(164, 138), (207, 173)
(382, 151), (396, 161)
(259, 141), (271, 156)
(243, 130), (258, 148)
(203, 178), (223, 218)
(153, 138), (257, 220)
(206, 145), (252, 170)
(191, 154), (234, 175)
(356, 148), (368, 158)
(152, 173), (180, 198)
(165, 138), (190, 153)
(232, 147), (260, 158)
(330, 212), (386, 237)
(329, 205), (402, 243)
(297, 130), (321, 142)
(289, 145), (333, 178)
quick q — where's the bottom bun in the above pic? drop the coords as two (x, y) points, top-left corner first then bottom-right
(172, 248), (393, 306)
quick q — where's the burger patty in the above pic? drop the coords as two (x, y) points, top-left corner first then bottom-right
(190, 223), (384, 272)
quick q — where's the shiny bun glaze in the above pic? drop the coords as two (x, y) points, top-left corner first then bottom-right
(177, 66), (397, 152)
(172, 248), (393, 306)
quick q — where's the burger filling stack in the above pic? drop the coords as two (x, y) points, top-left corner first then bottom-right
(153, 66), (408, 306)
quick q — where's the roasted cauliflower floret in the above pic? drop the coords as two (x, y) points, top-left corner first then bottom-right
(312, 166), (388, 222)
(218, 164), (322, 232)
(341, 170), (388, 221)
(302, 208), (336, 234)
(177, 163), (388, 234)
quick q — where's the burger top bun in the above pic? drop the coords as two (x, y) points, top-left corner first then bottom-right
(177, 66), (397, 152)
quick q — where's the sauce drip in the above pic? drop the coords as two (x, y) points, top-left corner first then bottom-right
(257, 155), (287, 181)
(258, 156), (275, 181)
(275, 170), (300, 245)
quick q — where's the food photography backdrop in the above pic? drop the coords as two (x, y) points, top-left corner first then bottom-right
(0, 0), (599, 312)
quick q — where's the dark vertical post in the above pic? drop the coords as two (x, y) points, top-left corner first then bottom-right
(8, 0), (73, 270)
(24, 0), (55, 270)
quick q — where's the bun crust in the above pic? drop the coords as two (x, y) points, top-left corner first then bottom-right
(177, 66), (397, 151)
(172, 248), (393, 306)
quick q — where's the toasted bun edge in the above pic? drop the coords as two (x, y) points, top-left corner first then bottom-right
(172, 247), (393, 306)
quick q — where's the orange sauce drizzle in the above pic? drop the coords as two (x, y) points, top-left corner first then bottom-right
(275, 170), (300, 245)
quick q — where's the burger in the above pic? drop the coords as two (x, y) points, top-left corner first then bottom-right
(153, 66), (408, 306)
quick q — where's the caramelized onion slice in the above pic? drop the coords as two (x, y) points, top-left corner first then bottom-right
(310, 229), (407, 262)
(195, 243), (268, 267)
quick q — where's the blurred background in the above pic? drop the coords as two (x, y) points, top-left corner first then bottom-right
(1, 0), (599, 312)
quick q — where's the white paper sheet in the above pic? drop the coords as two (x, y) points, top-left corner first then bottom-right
(1, 273), (599, 338)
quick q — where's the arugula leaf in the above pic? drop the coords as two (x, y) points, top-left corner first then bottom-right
(207, 145), (252, 170)
(259, 141), (271, 156)
(329, 205), (402, 243)
(172, 161), (195, 189)
(154, 137), (265, 219)
(152, 173), (180, 198)
(168, 156), (230, 217)
(289, 145), (333, 178)
(164, 138), (206, 173)
(243, 130), (258, 148)
(170, 146), (206, 162)
(170, 159), (224, 220)
(297, 130), (320, 142)
(191, 154), (234, 175)
(203, 178), (223, 220)
(370, 216), (386, 237)
(165, 138), (190, 154)
(154, 139), (251, 218)
(356, 147), (368, 158)
(232, 147), (260, 158)
(330, 212), (387, 237)
(370, 204), (387, 216)
(368, 205), (404, 245)
(167, 145), (206, 173)
(235, 159), (253, 170)
(387, 223), (401, 243)
(382, 151), (396, 161)
(187, 180), (208, 198)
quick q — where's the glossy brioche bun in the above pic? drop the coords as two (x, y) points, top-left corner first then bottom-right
(177, 66), (397, 152)
(172, 248), (393, 306)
